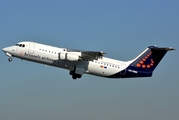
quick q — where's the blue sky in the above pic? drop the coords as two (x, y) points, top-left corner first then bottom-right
(0, 0), (179, 120)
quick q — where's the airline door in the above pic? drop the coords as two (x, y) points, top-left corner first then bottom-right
(28, 43), (35, 54)
(120, 63), (126, 75)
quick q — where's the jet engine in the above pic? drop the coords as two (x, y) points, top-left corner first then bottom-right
(59, 52), (81, 61)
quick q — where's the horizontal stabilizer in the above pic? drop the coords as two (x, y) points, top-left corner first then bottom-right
(149, 46), (175, 51)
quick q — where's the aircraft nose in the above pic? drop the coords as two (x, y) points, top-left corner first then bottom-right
(2, 47), (8, 52)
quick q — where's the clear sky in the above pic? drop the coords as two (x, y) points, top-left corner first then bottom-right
(0, 0), (179, 120)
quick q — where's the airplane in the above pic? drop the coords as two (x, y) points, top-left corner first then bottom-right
(2, 41), (175, 80)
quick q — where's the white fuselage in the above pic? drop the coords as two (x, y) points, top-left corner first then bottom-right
(3, 41), (174, 79)
(4, 41), (131, 78)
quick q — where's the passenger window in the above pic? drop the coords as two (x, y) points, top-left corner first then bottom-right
(19, 44), (22, 47)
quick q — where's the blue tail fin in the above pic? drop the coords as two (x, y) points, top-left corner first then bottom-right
(107, 46), (175, 78)
(127, 46), (175, 77)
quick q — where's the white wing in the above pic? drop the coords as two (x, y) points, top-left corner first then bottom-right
(80, 51), (106, 60)
(67, 49), (106, 61)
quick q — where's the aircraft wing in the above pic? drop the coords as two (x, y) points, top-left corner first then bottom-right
(67, 49), (106, 61)
(80, 51), (106, 60)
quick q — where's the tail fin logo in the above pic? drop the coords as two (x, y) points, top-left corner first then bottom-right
(136, 52), (154, 69)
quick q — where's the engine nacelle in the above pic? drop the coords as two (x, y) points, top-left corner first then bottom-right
(59, 52), (80, 61)
(66, 53), (79, 61)
(59, 52), (66, 60)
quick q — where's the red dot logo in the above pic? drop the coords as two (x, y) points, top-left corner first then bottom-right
(136, 52), (154, 69)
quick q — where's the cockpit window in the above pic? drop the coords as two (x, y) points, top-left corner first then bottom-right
(15, 44), (25, 47)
